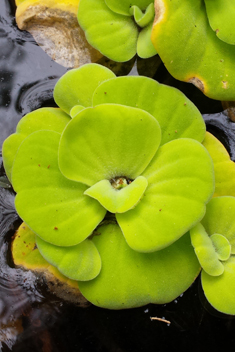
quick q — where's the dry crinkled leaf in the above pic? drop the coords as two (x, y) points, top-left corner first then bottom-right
(16, 0), (102, 67)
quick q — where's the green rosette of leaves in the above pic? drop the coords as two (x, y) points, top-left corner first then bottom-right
(190, 196), (235, 315)
(77, 0), (157, 61)
(151, 0), (235, 100)
(3, 63), (216, 309)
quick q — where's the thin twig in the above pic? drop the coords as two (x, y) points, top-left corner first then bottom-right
(150, 317), (171, 325)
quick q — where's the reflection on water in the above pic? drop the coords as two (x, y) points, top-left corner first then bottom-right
(0, 179), (45, 349)
(1, 0), (235, 350)
(204, 111), (235, 161)
(0, 0), (66, 146)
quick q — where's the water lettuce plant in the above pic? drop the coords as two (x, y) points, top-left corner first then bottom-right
(77, 0), (158, 61)
(151, 0), (235, 100)
(190, 196), (235, 315)
(3, 63), (235, 311)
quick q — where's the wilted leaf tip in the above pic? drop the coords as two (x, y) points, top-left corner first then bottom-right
(153, 0), (166, 25)
(188, 77), (205, 93)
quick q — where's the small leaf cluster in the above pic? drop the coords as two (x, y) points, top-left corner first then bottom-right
(3, 63), (235, 312)
(190, 197), (235, 315)
(77, 0), (157, 61)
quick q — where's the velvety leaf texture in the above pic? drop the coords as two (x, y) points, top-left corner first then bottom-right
(59, 104), (161, 186)
(201, 197), (235, 254)
(54, 63), (116, 113)
(84, 176), (148, 213)
(196, 196), (235, 315)
(4, 61), (232, 312)
(105, 0), (153, 16)
(2, 108), (70, 182)
(12, 130), (106, 246)
(202, 132), (235, 197)
(78, 0), (138, 62)
(117, 138), (215, 252)
(78, 223), (200, 309)
(190, 223), (224, 277)
(151, 0), (235, 100)
(204, 0), (235, 45)
(36, 236), (101, 281)
(93, 76), (205, 145)
(202, 257), (235, 315)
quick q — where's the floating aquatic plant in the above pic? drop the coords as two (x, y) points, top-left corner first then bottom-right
(4, 62), (234, 310)
(77, 0), (158, 61)
(151, 0), (235, 100)
(190, 196), (235, 315)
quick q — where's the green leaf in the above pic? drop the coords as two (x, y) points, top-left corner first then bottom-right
(190, 223), (224, 276)
(59, 104), (161, 186)
(151, 0), (235, 100)
(93, 76), (205, 145)
(202, 132), (235, 197)
(12, 130), (106, 246)
(201, 196), (235, 254)
(12, 222), (82, 287)
(70, 105), (85, 118)
(13, 223), (51, 269)
(116, 138), (214, 252)
(2, 108), (70, 182)
(36, 236), (101, 281)
(84, 176), (148, 213)
(204, 0), (235, 45)
(78, 223), (200, 309)
(3, 134), (24, 183)
(211, 234), (231, 261)
(137, 21), (158, 58)
(105, 0), (153, 16)
(130, 3), (155, 28)
(54, 63), (116, 114)
(201, 256), (235, 315)
(78, 0), (138, 62)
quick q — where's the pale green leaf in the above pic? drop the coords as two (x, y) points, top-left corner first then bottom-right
(204, 0), (235, 45)
(201, 196), (235, 254)
(202, 132), (235, 197)
(54, 63), (115, 114)
(12, 130), (106, 246)
(151, 0), (235, 100)
(130, 3), (155, 28)
(117, 138), (214, 252)
(2, 108), (70, 182)
(84, 176), (148, 213)
(202, 256), (235, 314)
(93, 76), (205, 145)
(78, 223), (200, 309)
(137, 21), (158, 58)
(211, 234), (231, 261)
(78, 0), (138, 62)
(70, 105), (85, 118)
(59, 104), (161, 186)
(190, 223), (224, 276)
(105, 0), (153, 16)
(36, 236), (101, 281)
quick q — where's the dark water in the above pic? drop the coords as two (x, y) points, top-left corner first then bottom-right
(1, 0), (235, 351)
